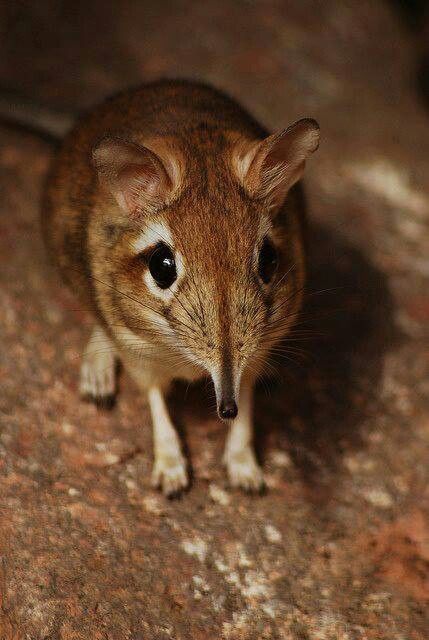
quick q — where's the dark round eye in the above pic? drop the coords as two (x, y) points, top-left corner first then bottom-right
(258, 237), (278, 284)
(148, 243), (177, 289)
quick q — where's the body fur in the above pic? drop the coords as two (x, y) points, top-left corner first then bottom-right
(42, 80), (318, 495)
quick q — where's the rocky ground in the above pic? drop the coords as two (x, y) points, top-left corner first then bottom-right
(0, 2), (428, 638)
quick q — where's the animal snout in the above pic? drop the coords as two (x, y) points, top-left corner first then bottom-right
(218, 399), (238, 420)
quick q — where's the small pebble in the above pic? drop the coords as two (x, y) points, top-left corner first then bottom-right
(208, 483), (231, 506)
(264, 524), (282, 544)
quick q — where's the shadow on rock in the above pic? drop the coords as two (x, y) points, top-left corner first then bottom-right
(254, 221), (397, 500)
(388, 0), (429, 111)
(169, 219), (396, 501)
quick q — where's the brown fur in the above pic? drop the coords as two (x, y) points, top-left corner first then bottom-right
(42, 79), (319, 496)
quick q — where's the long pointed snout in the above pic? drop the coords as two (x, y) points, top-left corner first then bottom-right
(214, 366), (239, 421)
(211, 293), (240, 421)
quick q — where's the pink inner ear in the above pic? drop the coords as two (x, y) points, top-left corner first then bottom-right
(92, 137), (173, 216)
(118, 161), (167, 214)
(237, 118), (320, 203)
(264, 136), (293, 170)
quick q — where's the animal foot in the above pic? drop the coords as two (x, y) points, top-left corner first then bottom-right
(152, 454), (189, 498)
(224, 448), (265, 493)
(79, 346), (117, 409)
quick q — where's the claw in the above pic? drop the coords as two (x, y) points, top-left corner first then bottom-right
(152, 455), (189, 498)
(79, 328), (117, 409)
(225, 448), (266, 493)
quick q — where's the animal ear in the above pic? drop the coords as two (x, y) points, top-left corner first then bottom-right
(92, 137), (173, 216)
(234, 118), (320, 206)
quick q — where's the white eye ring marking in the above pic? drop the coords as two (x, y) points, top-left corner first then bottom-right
(132, 219), (184, 300)
(132, 220), (173, 253)
(253, 214), (273, 266)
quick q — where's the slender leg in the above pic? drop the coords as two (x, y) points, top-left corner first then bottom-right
(148, 386), (188, 497)
(223, 383), (265, 492)
(79, 325), (117, 408)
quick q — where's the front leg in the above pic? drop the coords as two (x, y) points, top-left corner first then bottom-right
(223, 383), (265, 492)
(79, 325), (117, 408)
(148, 386), (188, 498)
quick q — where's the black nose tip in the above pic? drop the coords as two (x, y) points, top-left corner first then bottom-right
(218, 399), (238, 420)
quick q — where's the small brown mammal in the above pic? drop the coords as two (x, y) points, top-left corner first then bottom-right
(42, 80), (319, 496)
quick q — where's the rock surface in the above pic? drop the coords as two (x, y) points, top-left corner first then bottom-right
(0, 2), (428, 638)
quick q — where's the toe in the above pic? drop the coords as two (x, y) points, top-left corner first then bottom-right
(79, 359), (116, 410)
(226, 452), (266, 493)
(81, 392), (116, 410)
(152, 456), (189, 498)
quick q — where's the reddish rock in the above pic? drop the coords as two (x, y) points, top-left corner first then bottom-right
(0, 1), (428, 639)
(370, 510), (429, 603)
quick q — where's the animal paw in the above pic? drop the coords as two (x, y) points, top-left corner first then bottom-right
(224, 448), (265, 493)
(79, 352), (117, 409)
(152, 454), (189, 498)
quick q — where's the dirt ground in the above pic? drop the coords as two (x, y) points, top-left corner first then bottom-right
(0, 2), (428, 638)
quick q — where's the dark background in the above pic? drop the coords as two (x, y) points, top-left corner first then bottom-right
(0, 2), (428, 639)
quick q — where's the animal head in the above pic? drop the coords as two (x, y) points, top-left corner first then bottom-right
(92, 119), (319, 419)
